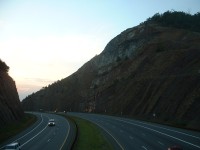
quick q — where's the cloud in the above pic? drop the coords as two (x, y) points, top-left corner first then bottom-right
(23, 77), (54, 84)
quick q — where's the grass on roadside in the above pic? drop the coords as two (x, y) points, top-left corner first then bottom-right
(0, 113), (37, 144)
(70, 116), (113, 150)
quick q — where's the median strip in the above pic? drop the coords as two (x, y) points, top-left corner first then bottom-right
(69, 116), (113, 150)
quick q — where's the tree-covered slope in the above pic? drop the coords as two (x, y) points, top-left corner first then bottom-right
(22, 11), (200, 130)
(0, 60), (24, 127)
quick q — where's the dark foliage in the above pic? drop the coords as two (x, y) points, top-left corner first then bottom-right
(0, 59), (9, 72)
(145, 11), (200, 32)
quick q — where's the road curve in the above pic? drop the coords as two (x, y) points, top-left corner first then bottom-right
(0, 112), (73, 150)
(69, 112), (200, 150)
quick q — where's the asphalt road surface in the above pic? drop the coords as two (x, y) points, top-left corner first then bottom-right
(69, 112), (200, 150)
(0, 112), (72, 150)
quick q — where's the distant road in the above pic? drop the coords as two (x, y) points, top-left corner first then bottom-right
(0, 112), (73, 150)
(69, 112), (200, 150)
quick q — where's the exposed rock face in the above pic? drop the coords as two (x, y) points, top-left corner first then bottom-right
(0, 68), (24, 127)
(22, 23), (200, 130)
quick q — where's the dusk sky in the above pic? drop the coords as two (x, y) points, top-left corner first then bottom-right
(0, 0), (199, 100)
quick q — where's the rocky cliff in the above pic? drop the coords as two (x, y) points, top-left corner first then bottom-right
(0, 60), (24, 127)
(22, 16), (200, 130)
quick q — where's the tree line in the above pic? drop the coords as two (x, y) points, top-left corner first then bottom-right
(145, 11), (200, 32)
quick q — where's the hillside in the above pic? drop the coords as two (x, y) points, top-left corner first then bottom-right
(0, 60), (24, 127)
(22, 12), (200, 130)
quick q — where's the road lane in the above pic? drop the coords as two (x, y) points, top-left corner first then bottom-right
(13, 113), (45, 143)
(114, 117), (200, 149)
(0, 112), (45, 149)
(69, 112), (200, 150)
(1, 112), (72, 150)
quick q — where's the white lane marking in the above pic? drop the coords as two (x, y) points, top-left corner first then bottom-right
(21, 125), (48, 147)
(142, 146), (148, 150)
(95, 114), (200, 140)
(77, 116), (124, 150)
(13, 114), (44, 142)
(158, 141), (164, 146)
(133, 120), (200, 140)
(0, 113), (45, 150)
(59, 117), (70, 150)
(115, 118), (200, 149)
(94, 122), (124, 150)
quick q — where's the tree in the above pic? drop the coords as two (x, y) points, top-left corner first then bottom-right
(0, 59), (9, 72)
(144, 11), (200, 32)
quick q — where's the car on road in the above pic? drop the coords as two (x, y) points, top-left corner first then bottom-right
(48, 119), (55, 126)
(4, 142), (21, 150)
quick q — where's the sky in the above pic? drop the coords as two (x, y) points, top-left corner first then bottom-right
(0, 0), (199, 100)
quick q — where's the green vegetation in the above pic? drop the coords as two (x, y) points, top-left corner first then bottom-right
(145, 11), (200, 32)
(0, 113), (37, 144)
(70, 116), (113, 150)
(0, 59), (9, 72)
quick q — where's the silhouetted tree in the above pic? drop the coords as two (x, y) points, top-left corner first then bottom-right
(145, 11), (200, 32)
(0, 59), (9, 72)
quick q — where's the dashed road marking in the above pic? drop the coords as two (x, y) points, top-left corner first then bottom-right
(115, 118), (200, 149)
(142, 133), (146, 136)
(21, 125), (48, 147)
(158, 141), (164, 146)
(136, 121), (200, 140)
(142, 146), (148, 150)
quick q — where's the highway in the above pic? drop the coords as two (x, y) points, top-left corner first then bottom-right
(0, 112), (73, 150)
(69, 112), (200, 150)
